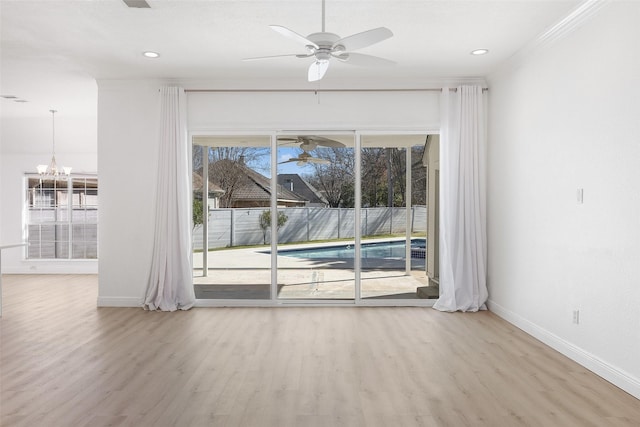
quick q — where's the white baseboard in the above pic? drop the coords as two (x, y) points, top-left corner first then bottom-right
(488, 299), (640, 400)
(97, 296), (142, 307)
(4, 263), (98, 274)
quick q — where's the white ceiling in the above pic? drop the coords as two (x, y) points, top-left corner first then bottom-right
(1, 0), (580, 119)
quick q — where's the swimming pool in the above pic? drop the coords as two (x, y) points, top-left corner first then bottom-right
(278, 239), (426, 260)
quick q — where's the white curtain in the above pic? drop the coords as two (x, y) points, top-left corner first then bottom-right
(143, 86), (196, 311)
(434, 85), (488, 312)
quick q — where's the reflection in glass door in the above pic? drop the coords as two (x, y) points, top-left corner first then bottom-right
(275, 133), (356, 300)
(192, 135), (272, 300)
(359, 134), (429, 300)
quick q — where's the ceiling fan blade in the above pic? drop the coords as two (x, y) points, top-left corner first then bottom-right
(308, 60), (330, 82)
(306, 136), (346, 148)
(335, 27), (393, 52)
(270, 25), (319, 49)
(243, 53), (305, 61)
(308, 158), (331, 164)
(298, 140), (318, 151)
(337, 52), (395, 67)
(279, 158), (302, 164)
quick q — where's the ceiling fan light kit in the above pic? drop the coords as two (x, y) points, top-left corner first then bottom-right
(244, 0), (394, 82)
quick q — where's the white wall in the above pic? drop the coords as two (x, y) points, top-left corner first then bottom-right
(96, 80), (162, 306)
(487, 2), (640, 398)
(0, 116), (98, 273)
(187, 90), (440, 131)
(96, 80), (451, 306)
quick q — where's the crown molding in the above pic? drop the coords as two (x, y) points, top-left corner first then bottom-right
(533, 0), (610, 47)
(493, 0), (611, 76)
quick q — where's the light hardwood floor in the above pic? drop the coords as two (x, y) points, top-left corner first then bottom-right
(1, 275), (638, 427)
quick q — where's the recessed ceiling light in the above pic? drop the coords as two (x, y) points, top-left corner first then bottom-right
(143, 51), (160, 58)
(471, 49), (489, 56)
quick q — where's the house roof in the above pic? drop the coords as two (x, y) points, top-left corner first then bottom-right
(277, 174), (328, 205)
(192, 171), (224, 195)
(212, 160), (306, 204)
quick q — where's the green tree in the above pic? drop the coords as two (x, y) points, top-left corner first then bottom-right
(259, 210), (288, 244)
(209, 159), (250, 208)
(361, 147), (388, 207)
(193, 198), (204, 231)
(306, 147), (355, 208)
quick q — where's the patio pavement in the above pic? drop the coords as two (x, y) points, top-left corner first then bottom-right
(193, 239), (430, 300)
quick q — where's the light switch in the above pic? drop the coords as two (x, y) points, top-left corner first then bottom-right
(577, 188), (584, 204)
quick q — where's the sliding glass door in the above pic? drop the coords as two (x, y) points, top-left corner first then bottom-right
(192, 135), (272, 300)
(358, 134), (429, 300)
(190, 131), (435, 305)
(276, 133), (356, 300)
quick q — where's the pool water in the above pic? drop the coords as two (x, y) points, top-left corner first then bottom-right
(278, 239), (426, 260)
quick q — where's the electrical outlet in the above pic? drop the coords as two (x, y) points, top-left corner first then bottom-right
(572, 309), (580, 324)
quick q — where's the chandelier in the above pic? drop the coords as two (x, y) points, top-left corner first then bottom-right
(37, 109), (71, 178)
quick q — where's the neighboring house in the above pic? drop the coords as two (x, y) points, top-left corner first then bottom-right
(277, 174), (329, 207)
(210, 160), (306, 208)
(192, 171), (225, 209)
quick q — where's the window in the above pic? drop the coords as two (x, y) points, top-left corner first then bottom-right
(25, 174), (98, 259)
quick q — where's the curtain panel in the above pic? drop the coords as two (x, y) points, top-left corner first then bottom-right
(434, 85), (488, 312)
(143, 86), (196, 311)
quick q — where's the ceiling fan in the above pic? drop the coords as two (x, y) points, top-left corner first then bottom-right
(278, 135), (344, 166)
(244, 0), (394, 81)
(278, 135), (345, 151)
(279, 151), (330, 166)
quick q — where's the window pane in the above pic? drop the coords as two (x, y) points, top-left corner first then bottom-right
(25, 174), (99, 260)
(85, 225), (98, 258)
(192, 137), (273, 300)
(86, 209), (98, 223)
(27, 225), (42, 258)
(359, 136), (429, 301)
(58, 207), (69, 222)
(72, 209), (86, 222)
(276, 135), (356, 300)
(39, 223), (56, 258)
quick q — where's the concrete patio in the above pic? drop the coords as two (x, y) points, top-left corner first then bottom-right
(192, 240), (430, 300)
